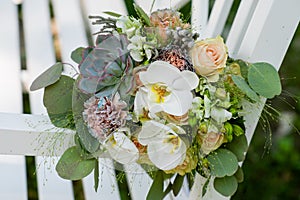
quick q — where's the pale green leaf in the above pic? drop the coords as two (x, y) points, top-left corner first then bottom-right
(56, 146), (95, 180)
(71, 47), (85, 64)
(248, 62), (281, 98)
(226, 134), (248, 162)
(231, 75), (260, 102)
(30, 62), (63, 91)
(72, 78), (100, 153)
(234, 166), (244, 183)
(43, 75), (75, 129)
(207, 149), (239, 177)
(214, 176), (238, 197)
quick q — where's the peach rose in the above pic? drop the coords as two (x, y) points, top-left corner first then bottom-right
(199, 125), (225, 155)
(190, 36), (228, 82)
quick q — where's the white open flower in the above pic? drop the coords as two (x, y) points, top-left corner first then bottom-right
(211, 107), (232, 124)
(138, 120), (187, 170)
(116, 16), (141, 38)
(105, 128), (139, 164)
(135, 61), (199, 118)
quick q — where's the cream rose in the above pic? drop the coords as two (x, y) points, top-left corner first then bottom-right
(190, 36), (228, 82)
(199, 125), (225, 155)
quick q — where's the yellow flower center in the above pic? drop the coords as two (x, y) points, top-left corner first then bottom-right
(164, 134), (181, 153)
(151, 83), (171, 103)
(109, 136), (117, 147)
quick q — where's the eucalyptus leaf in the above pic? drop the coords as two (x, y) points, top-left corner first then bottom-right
(56, 146), (95, 180)
(72, 78), (100, 153)
(234, 166), (244, 183)
(248, 62), (281, 98)
(235, 59), (249, 78)
(207, 149), (239, 177)
(43, 75), (75, 129)
(214, 176), (238, 197)
(30, 62), (63, 91)
(226, 134), (248, 162)
(71, 47), (85, 64)
(231, 75), (260, 102)
(146, 170), (164, 200)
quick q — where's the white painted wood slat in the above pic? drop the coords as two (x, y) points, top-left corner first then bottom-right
(23, 0), (75, 199)
(226, 0), (259, 57)
(0, 1), (27, 200)
(191, 0), (209, 36)
(52, 0), (88, 66)
(203, 0), (233, 39)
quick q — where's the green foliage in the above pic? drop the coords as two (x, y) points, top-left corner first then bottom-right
(214, 176), (238, 197)
(172, 174), (184, 196)
(146, 170), (164, 200)
(226, 134), (248, 162)
(248, 62), (282, 98)
(43, 75), (75, 129)
(72, 78), (100, 153)
(232, 124), (244, 136)
(234, 167), (244, 183)
(103, 11), (122, 18)
(207, 149), (239, 177)
(30, 62), (63, 91)
(133, 4), (150, 26)
(71, 47), (85, 64)
(178, 0), (192, 23)
(56, 146), (96, 180)
(94, 159), (99, 192)
(231, 75), (260, 102)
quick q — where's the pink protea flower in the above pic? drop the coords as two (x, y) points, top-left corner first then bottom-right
(83, 93), (128, 142)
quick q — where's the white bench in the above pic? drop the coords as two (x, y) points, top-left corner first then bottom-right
(0, 0), (299, 199)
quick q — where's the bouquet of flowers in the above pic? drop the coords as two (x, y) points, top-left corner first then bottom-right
(30, 5), (282, 198)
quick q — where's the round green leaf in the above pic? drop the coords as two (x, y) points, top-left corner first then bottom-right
(43, 75), (75, 129)
(248, 62), (282, 98)
(231, 75), (260, 102)
(71, 47), (85, 64)
(226, 134), (248, 162)
(56, 146), (95, 180)
(214, 176), (238, 197)
(30, 62), (63, 91)
(234, 167), (244, 183)
(207, 149), (239, 177)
